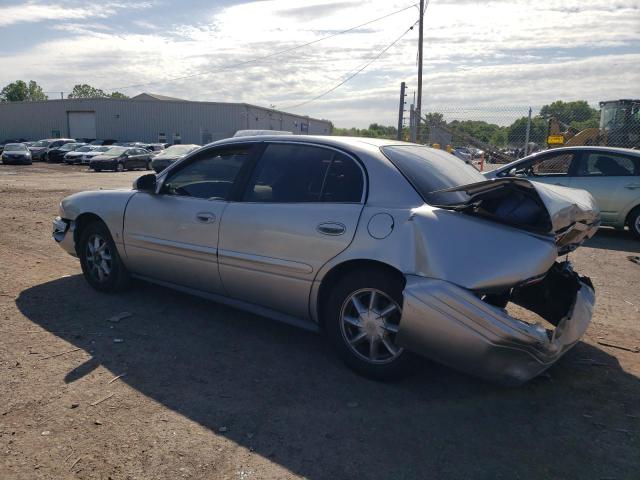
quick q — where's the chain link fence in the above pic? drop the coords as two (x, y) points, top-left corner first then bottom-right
(407, 101), (640, 169)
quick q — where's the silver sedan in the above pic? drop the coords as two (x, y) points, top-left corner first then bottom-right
(53, 136), (599, 385)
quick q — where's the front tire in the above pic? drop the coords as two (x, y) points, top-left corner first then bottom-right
(628, 206), (640, 240)
(78, 221), (130, 292)
(116, 162), (124, 172)
(324, 269), (413, 380)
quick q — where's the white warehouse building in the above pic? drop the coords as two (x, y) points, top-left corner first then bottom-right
(0, 93), (332, 144)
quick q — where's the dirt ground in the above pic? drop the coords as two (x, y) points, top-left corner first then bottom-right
(1, 163), (639, 480)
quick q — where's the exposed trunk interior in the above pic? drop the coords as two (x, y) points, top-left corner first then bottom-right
(484, 261), (593, 327)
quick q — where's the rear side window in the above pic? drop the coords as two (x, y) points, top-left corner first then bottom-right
(577, 152), (638, 176)
(243, 144), (363, 203)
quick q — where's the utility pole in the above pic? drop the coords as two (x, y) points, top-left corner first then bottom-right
(396, 82), (406, 140)
(416, 0), (425, 144)
(60, 92), (63, 99)
(524, 106), (532, 156)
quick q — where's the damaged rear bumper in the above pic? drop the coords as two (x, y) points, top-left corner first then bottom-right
(396, 265), (595, 385)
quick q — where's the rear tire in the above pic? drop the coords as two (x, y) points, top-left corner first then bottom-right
(78, 221), (130, 292)
(324, 268), (413, 381)
(628, 206), (640, 240)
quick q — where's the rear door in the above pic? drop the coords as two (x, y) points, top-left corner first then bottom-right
(568, 150), (640, 225)
(123, 144), (257, 293)
(218, 142), (366, 319)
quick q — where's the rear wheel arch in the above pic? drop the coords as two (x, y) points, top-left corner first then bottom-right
(316, 259), (406, 328)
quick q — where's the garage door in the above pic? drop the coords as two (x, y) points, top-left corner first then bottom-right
(68, 111), (97, 139)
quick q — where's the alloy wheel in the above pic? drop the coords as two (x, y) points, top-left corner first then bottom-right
(340, 288), (403, 364)
(85, 234), (112, 283)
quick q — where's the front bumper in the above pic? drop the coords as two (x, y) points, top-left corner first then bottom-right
(396, 267), (595, 386)
(52, 216), (77, 257)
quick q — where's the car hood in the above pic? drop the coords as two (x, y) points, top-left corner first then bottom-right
(153, 154), (181, 161)
(433, 178), (600, 253)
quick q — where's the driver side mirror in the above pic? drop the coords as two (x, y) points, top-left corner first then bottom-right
(133, 173), (157, 193)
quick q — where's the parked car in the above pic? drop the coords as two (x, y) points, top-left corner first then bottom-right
(47, 142), (87, 163)
(53, 136), (599, 385)
(63, 145), (101, 164)
(485, 146), (640, 239)
(89, 147), (153, 172)
(29, 138), (75, 161)
(73, 146), (112, 165)
(90, 139), (118, 146)
(150, 144), (201, 172)
(1, 143), (32, 164)
(146, 143), (169, 153)
(233, 129), (292, 137)
(0, 138), (28, 155)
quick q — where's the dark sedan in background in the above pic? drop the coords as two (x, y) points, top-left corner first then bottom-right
(29, 138), (75, 161)
(47, 142), (87, 163)
(1, 143), (32, 164)
(89, 147), (153, 172)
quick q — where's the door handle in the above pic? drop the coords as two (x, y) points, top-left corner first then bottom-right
(195, 212), (216, 224)
(317, 222), (346, 236)
(624, 184), (640, 190)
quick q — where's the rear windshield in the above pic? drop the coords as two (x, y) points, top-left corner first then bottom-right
(381, 145), (484, 204)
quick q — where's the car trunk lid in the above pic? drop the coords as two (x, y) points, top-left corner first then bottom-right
(431, 178), (600, 254)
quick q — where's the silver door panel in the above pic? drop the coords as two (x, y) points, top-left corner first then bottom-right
(218, 202), (363, 318)
(123, 193), (226, 293)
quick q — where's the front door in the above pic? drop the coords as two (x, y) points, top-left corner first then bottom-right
(218, 142), (366, 319)
(122, 145), (256, 293)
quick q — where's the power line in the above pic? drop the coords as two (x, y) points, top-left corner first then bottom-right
(280, 21), (419, 110)
(106, 3), (418, 91)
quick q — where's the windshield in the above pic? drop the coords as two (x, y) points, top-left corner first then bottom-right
(60, 143), (80, 151)
(76, 146), (93, 152)
(32, 140), (48, 147)
(100, 147), (128, 157)
(381, 145), (485, 205)
(94, 146), (110, 152)
(4, 143), (27, 152)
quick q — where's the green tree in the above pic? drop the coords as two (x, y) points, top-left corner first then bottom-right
(507, 116), (547, 145)
(68, 84), (108, 98)
(540, 100), (599, 129)
(109, 91), (129, 99)
(0, 80), (48, 101)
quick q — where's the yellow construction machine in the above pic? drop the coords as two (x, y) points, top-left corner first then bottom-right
(547, 99), (640, 149)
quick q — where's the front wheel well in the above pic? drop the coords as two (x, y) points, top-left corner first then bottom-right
(316, 259), (405, 327)
(73, 213), (106, 253)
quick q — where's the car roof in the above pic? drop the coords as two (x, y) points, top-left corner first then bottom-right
(208, 134), (415, 150)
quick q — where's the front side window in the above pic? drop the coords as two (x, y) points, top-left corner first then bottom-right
(243, 143), (363, 203)
(526, 153), (573, 176)
(163, 147), (251, 200)
(577, 152), (638, 176)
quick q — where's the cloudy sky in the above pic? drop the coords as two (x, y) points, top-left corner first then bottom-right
(0, 0), (638, 127)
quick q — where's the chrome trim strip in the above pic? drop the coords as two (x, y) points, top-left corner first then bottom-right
(218, 249), (313, 274)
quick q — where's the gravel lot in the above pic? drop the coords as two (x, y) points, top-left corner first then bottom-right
(1, 163), (639, 479)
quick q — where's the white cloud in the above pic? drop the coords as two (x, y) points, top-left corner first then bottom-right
(0, 1), (154, 27)
(0, 0), (638, 127)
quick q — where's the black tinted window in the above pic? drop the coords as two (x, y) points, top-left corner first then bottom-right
(244, 144), (363, 203)
(163, 148), (250, 200)
(577, 152), (638, 176)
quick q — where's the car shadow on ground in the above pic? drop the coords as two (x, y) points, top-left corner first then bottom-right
(586, 227), (640, 253)
(15, 276), (640, 479)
